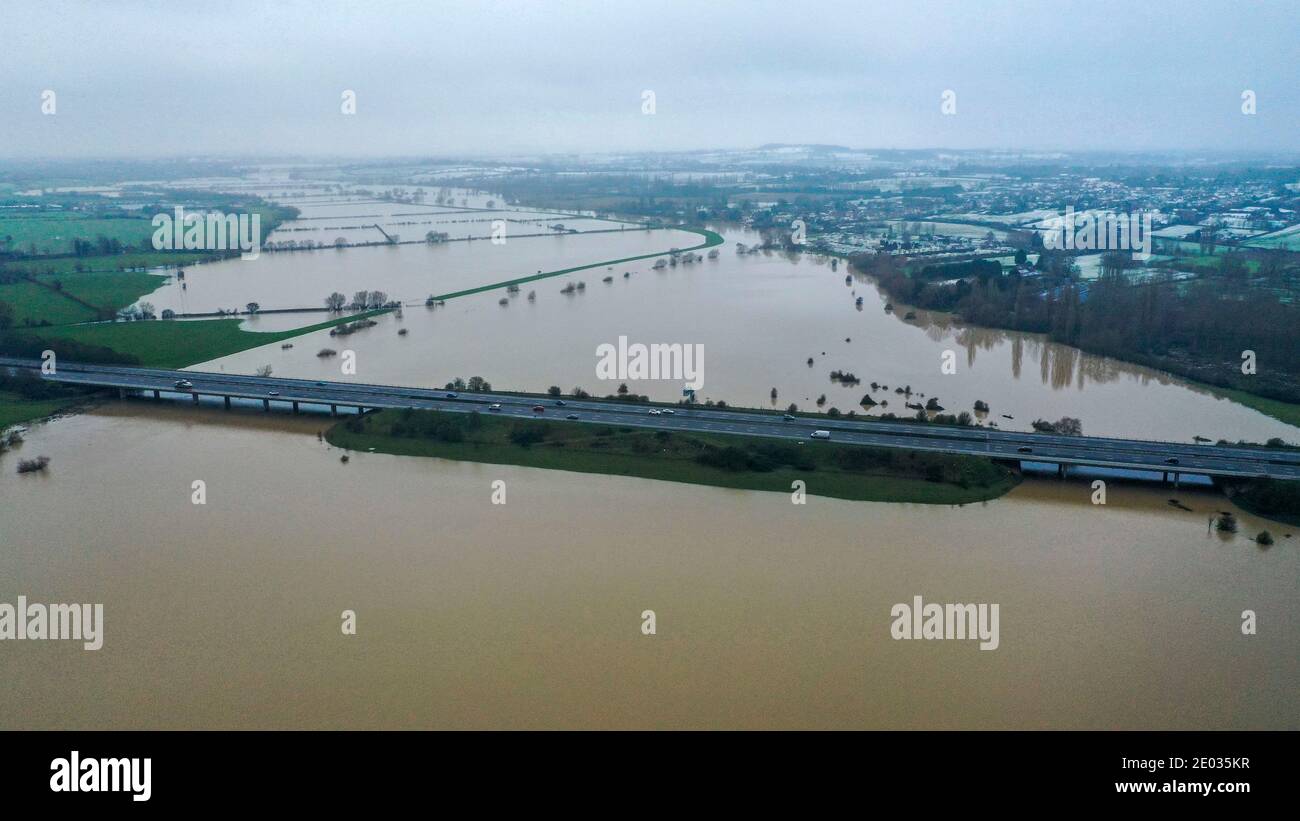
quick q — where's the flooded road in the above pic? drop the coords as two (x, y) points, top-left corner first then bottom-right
(1, 405), (1296, 729)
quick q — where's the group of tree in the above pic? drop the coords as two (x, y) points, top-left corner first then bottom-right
(851, 250), (1300, 402)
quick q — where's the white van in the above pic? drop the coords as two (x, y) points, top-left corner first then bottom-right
(810, 430), (831, 440)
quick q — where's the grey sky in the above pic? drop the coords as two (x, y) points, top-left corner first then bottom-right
(2, 0), (1296, 158)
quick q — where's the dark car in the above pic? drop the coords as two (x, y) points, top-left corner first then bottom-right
(555, 400), (566, 406)
(532, 405), (545, 413)
(1016, 446), (1032, 454)
(1164, 457), (1179, 465)
(445, 392), (458, 399)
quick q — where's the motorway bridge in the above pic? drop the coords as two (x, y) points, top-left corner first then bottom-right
(4, 357), (1299, 482)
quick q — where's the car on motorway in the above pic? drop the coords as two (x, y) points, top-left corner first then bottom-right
(174, 379), (193, 390)
(782, 414), (796, 421)
(445, 392), (458, 399)
(532, 405), (545, 413)
(1017, 446), (1032, 454)
(566, 413), (579, 420)
(315, 381), (326, 386)
(810, 430), (831, 440)
(268, 391), (280, 397)
(555, 400), (566, 407)
(661, 409), (675, 415)
(489, 403), (502, 411)
(1164, 457), (1180, 465)
(648, 409), (661, 415)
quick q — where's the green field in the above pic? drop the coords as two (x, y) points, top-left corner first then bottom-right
(37, 270), (165, 310)
(2, 250), (219, 276)
(1244, 228), (1300, 251)
(0, 213), (156, 255)
(0, 280), (99, 325)
(326, 407), (1020, 505)
(32, 309), (390, 369)
(0, 390), (81, 429)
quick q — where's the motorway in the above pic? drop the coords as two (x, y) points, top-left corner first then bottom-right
(4, 356), (1299, 480)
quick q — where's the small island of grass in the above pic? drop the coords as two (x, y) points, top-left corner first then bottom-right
(325, 407), (1020, 505)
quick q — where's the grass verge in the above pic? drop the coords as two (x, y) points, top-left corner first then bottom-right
(325, 407), (1020, 505)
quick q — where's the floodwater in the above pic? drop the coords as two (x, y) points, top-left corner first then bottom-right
(143, 224), (699, 315)
(2, 404), (1296, 729)
(189, 222), (1300, 443)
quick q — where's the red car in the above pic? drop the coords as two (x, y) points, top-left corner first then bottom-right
(532, 405), (545, 413)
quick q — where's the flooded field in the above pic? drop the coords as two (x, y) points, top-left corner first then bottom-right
(185, 221), (1299, 443)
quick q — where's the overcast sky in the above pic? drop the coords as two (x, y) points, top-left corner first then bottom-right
(2, 0), (1297, 159)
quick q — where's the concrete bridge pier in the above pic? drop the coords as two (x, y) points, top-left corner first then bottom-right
(118, 387), (126, 399)
(292, 401), (300, 414)
(262, 398), (270, 411)
(330, 404), (338, 417)
(224, 396), (231, 410)
(192, 393), (199, 405)
(152, 389), (160, 400)
(1057, 463), (1067, 479)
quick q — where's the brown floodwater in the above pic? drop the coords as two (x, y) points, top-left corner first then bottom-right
(193, 222), (1300, 443)
(2, 404), (1296, 729)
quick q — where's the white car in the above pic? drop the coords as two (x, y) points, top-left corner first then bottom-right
(648, 409), (662, 416)
(810, 430), (831, 440)
(489, 403), (502, 411)
(661, 409), (675, 415)
(174, 380), (194, 390)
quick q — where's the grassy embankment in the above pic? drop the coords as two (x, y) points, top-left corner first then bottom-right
(0, 391), (76, 429)
(326, 407), (1020, 505)
(430, 226), (724, 300)
(1195, 383), (1300, 430)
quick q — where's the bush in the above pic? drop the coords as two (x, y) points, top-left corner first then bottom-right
(16, 455), (50, 474)
(1256, 531), (1274, 546)
(696, 445), (758, 472)
(509, 424), (547, 448)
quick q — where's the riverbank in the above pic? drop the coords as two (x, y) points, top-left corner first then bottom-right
(849, 254), (1300, 432)
(325, 407), (1020, 504)
(1219, 477), (1300, 527)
